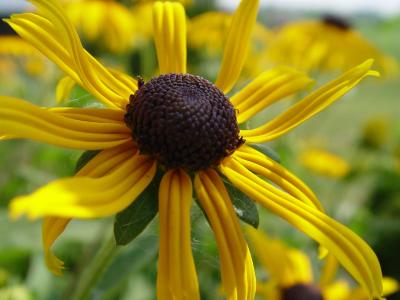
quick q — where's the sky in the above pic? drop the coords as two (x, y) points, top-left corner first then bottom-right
(0, 0), (31, 13)
(1, 0), (400, 16)
(219, 0), (400, 16)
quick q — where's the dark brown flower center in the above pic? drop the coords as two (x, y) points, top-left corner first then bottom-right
(282, 284), (324, 300)
(124, 73), (243, 171)
(322, 14), (351, 30)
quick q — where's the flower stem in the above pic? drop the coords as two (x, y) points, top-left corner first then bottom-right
(70, 234), (119, 300)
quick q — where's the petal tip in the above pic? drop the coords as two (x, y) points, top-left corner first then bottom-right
(8, 200), (24, 220)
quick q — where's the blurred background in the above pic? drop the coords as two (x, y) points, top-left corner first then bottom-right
(0, 0), (399, 299)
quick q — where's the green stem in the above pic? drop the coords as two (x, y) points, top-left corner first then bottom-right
(70, 234), (119, 300)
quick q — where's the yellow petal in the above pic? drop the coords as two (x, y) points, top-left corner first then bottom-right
(10, 147), (157, 219)
(215, 0), (259, 94)
(349, 277), (399, 300)
(323, 280), (351, 300)
(247, 227), (313, 287)
(0, 96), (131, 150)
(153, 1), (187, 74)
(157, 169), (199, 299)
(6, 0), (136, 109)
(286, 249), (314, 285)
(40, 143), (134, 276)
(56, 76), (76, 104)
(220, 157), (383, 300)
(256, 281), (280, 300)
(241, 59), (379, 143)
(42, 217), (70, 276)
(231, 66), (314, 123)
(319, 254), (340, 288)
(48, 106), (126, 123)
(195, 169), (256, 300)
(382, 277), (399, 297)
(234, 145), (324, 212)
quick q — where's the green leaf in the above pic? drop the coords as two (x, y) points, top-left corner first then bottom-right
(95, 234), (159, 299)
(113, 172), (162, 246)
(222, 178), (259, 228)
(250, 144), (281, 163)
(75, 150), (100, 173)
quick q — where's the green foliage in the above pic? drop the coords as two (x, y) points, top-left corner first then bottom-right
(75, 150), (100, 173)
(95, 234), (159, 299)
(63, 85), (103, 108)
(223, 178), (259, 228)
(0, 248), (31, 279)
(113, 172), (162, 246)
(250, 144), (281, 163)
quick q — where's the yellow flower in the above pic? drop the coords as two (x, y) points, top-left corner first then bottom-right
(248, 228), (399, 300)
(188, 11), (272, 78)
(65, 0), (136, 53)
(0, 36), (41, 57)
(188, 11), (271, 55)
(265, 15), (398, 76)
(64, 0), (191, 54)
(300, 148), (350, 178)
(0, 31), (45, 76)
(1, 0), (383, 298)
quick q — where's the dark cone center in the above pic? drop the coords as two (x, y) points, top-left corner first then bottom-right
(282, 284), (324, 300)
(125, 73), (243, 171)
(322, 14), (351, 30)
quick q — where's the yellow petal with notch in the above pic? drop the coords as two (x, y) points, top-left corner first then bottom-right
(157, 169), (199, 300)
(0, 96), (130, 149)
(153, 1), (187, 74)
(241, 59), (379, 143)
(221, 157), (383, 300)
(215, 0), (259, 94)
(195, 169), (256, 300)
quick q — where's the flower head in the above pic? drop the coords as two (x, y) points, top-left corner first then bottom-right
(1, 0), (385, 299)
(248, 228), (399, 300)
(265, 15), (398, 76)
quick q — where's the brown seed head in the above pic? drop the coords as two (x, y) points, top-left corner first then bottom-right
(125, 73), (243, 171)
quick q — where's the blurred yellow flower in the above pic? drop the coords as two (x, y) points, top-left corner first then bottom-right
(133, 0), (192, 6)
(0, 36), (41, 57)
(362, 117), (390, 149)
(1, 0), (385, 298)
(188, 11), (272, 78)
(248, 228), (399, 300)
(266, 15), (398, 76)
(0, 35), (45, 76)
(65, 0), (136, 53)
(64, 0), (192, 53)
(189, 11), (271, 55)
(300, 148), (350, 178)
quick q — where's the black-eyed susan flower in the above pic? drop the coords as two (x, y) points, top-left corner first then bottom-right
(0, 0), (385, 298)
(300, 148), (350, 179)
(265, 15), (398, 76)
(248, 228), (399, 300)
